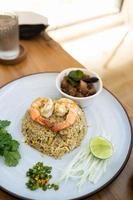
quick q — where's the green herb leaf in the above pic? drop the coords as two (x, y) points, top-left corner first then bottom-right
(10, 140), (20, 151)
(0, 120), (21, 167)
(0, 148), (4, 156)
(0, 120), (11, 129)
(68, 77), (79, 86)
(4, 150), (21, 167)
(68, 70), (84, 81)
(0, 130), (12, 148)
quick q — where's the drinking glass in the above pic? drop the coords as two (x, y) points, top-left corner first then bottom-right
(0, 12), (19, 60)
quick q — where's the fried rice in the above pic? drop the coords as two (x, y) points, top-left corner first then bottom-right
(22, 104), (87, 159)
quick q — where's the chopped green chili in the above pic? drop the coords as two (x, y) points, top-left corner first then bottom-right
(26, 162), (59, 191)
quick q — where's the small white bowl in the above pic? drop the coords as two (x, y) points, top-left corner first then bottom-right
(56, 68), (103, 108)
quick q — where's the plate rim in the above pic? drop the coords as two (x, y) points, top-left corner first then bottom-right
(0, 72), (132, 200)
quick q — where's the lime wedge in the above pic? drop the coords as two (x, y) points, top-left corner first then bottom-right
(90, 136), (113, 159)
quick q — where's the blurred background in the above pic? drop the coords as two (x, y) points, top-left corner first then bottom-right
(1, 0), (133, 108)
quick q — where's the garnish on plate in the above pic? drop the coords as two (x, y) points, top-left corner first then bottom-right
(26, 162), (59, 191)
(60, 136), (113, 188)
(0, 120), (21, 166)
(90, 136), (113, 159)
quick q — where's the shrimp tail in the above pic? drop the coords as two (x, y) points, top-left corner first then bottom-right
(29, 107), (40, 121)
(52, 110), (78, 132)
(37, 116), (54, 129)
(29, 107), (54, 129)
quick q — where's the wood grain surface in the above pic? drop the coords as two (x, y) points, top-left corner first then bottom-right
(0, 33), (132, 200)
(0, 33), (82, 87)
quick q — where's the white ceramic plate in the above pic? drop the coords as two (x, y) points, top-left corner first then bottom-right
(0, 73), (132, 200)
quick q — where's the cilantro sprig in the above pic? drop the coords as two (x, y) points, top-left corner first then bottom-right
(0, 120), (21, 167)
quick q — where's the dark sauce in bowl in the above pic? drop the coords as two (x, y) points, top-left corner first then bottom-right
(61, 70), (99, 98)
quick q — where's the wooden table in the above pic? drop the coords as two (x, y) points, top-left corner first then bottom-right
(0, 34), (133, 200)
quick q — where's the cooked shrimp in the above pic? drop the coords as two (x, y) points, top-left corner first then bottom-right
(52, 98), (78, 132)
(29, 98), (54, 129)
(29, 97), (79, 132)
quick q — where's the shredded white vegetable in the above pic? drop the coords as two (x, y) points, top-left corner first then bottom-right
(60, 140), (112, 189)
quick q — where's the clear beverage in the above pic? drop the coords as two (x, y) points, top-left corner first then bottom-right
(0, 12), (19, 60)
